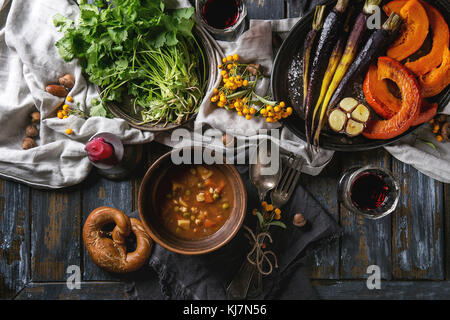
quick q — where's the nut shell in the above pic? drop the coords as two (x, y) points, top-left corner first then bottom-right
(30, 111), (40, 124)
(58, 74), (75, 89)
(22, 137), (36, 150)
(25, 125), (39, 138)
(293, 213), (307, 227)
(45, 84), (68, 97)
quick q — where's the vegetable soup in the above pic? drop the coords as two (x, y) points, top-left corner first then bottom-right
(157, 165), (234, 240)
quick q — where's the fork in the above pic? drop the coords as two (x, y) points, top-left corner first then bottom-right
(270, 153), (304, 209)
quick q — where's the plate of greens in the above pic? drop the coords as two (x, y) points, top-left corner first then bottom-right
(54, 0), (214, 131)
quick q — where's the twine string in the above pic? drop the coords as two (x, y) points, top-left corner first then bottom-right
(243, 225), (279, 276)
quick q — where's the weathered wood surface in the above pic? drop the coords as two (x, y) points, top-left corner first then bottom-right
(15, 282), (129, 300)
(31, 187), (81, 282)
(0, 181), (29, 299)
(0, 0), (449, 300)
(312, 280), (450, 299)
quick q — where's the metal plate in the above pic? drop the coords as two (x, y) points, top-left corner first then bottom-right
(271, 0), (450, 151)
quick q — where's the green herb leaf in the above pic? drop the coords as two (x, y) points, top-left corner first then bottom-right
(267, 221), (287, 229)
(255, 211), (265, 229)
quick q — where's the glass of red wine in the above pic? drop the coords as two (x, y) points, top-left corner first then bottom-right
(195, 0), (247, 40)
(338, 166), (400, 219)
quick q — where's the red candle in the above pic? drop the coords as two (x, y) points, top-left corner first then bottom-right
(85, 137), (116, 164)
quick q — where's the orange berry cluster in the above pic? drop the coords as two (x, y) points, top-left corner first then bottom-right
(211, 54), (292, 122)
(253, 201), (282, 220)
(56, 95), (74, 135)
(429, 115), (449, 142)
(259, 102), (293, 123)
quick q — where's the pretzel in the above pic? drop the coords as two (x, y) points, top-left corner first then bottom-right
(83, 206), (152, 273)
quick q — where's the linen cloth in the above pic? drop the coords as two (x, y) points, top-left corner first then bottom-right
(124, 164), (342, 300)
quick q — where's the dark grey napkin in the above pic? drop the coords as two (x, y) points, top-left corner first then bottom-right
(125, 164), (341, 300)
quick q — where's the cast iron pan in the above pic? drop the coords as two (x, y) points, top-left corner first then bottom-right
(271, 0), (450, 151)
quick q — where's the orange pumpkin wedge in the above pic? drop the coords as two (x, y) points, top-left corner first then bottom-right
(364, 63), (437, 125)
(362, 57), (421, 140)
(384, 0), (449, 76)
(420, 48), (450, 98)
(386, 0), (429, 62)
(411, 100), (438, 126)
(363, 64), (401, 119)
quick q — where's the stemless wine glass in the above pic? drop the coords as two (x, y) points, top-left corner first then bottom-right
(195, 0), (247, 41)
(338, 165), (400, 219)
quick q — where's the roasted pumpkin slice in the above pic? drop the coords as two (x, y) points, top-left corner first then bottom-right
(363, 64), (401, 119)
(362, 57), (421, 140)
(386, 0), (429, 62)
(411, 100), (438, 126)
(364, 63), (437, 124)
(420, 48), (450, 98)
(384, 0), (449, 76)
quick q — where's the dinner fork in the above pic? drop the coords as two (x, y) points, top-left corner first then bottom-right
(270, 153), (304, 209)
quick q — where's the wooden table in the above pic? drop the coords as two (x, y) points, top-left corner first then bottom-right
(1, 0), (449, 300)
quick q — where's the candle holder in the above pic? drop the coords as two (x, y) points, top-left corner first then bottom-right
(86, 132), (143, 180)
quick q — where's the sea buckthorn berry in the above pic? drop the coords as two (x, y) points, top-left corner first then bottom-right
(57, 111), (63, 119)
(437, 135), (443, 142)
(66, 96), (73, 102)
(266, 117), (273, 123)
(274, 106), (281, 113)
(279, 101), (285, 107)
(237, 111), (243, 116)
(233, 54), (239, 61)
(227, 64), (232, 70)
(211, 95), (218, 102)
(245, 115), (252, 120)
(243, 80), (248, 86)
(62, 104), (70, 111)
(213, 88), (218, 93)
(261, 201), (268, 207)
(227, 55), (233, 62)
(65, 128), (73, 135)
(266, 204), (274, 211)
(222, 57), (227, 63)
(260, 109), (267, 115)
(249, 108), (256, 115)
(274, 208), (281, 214)
(63, 115), (68, 119)
(286, 107), (293, 114)
(218, 64), (223, 69)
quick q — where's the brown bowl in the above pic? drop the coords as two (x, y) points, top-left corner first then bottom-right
(138, 147), (247, 255)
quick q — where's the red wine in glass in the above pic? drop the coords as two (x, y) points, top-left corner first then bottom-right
(338, 166), (399, 219)
(201, 0), (240, 29)
(350, 172), (389, 211)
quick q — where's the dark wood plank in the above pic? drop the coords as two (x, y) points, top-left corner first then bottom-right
(15, 282), (129, 300)
(81, 173), (134, 281)
(391, 158), (444, 280)
(31, 187), (81, 281)
(339, 149), (392, 280)
(246, 0), (285, 19)
(0, 180), (30, 299)
(300, 156), (340, 279)
(312, 280), (450, 299)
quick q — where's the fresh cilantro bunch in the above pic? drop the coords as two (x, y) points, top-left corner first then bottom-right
(54, 0), (205, 124)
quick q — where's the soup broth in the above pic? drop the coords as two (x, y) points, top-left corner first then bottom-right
(156, 165), (234, 240)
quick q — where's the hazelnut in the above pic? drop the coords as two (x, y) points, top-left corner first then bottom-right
(58, 74), (75, 89)
(293, 213), (307, 227)
(25, 125), (39, 138)
(222, 133), (235, 147)
(30, 111), (40, 124)
(22, 137), (36, 150)
(441, 122), (450, 142)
